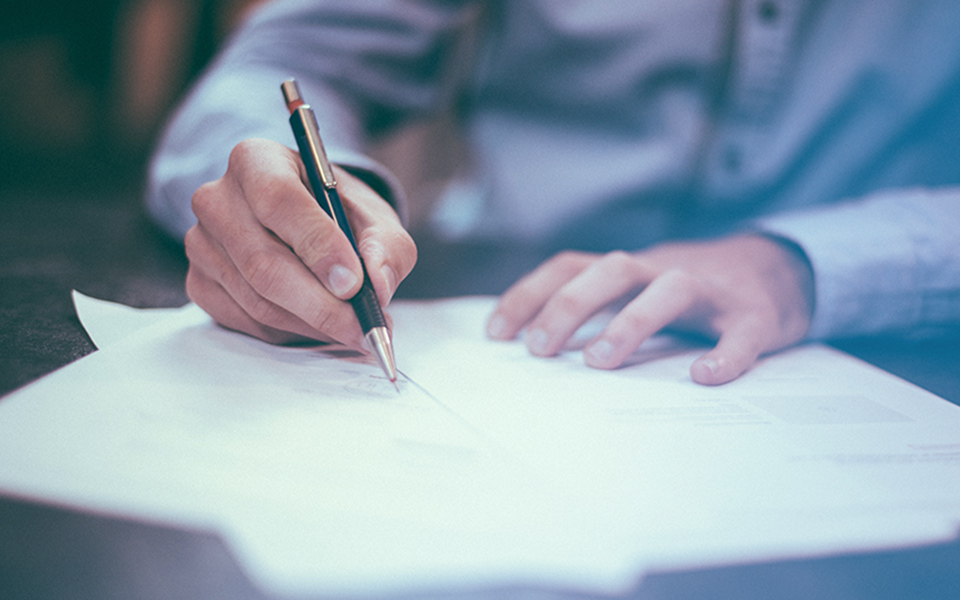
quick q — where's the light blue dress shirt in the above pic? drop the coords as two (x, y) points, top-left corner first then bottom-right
(147, 0), (960, 341)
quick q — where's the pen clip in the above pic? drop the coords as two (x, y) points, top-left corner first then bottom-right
(282, 78), (337, 189)
(296, 107), (338, 189)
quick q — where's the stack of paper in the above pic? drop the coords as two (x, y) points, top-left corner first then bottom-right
(0, 293), (957, 598)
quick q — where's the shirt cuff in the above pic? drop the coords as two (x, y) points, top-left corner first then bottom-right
(754, 194), (922, 340)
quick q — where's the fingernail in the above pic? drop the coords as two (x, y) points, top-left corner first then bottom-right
(486, 314), (509, 339)
(698, 357), (720, 374)
(585, 339), (614, 366)
(380, 265), (398, 302)
(328, 264), (358, 297)
(691, 357), (721, 383)
(526, 328), (550, 355)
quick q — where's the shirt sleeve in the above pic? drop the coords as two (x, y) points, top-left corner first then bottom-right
(756, 187), (960, 340)
(145, 0), (478, 239)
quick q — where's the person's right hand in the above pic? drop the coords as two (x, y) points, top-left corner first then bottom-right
(184, 138), (417, 348)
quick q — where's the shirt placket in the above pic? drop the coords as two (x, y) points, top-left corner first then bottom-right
(703, 0), (803, 201)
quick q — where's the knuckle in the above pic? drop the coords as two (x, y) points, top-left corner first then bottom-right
(238, 284), (302, 334)
(549, 250), (590, 275)
(603, 250), (631, 263)
(393, 230), (418, 271)
(250, 182), (291, 225)
(598, 250), (636, 278)
(659, 268), (702, 300)
(190, 181), (220, 221)
(295, 224), (336, 268)
(304, 305), (354, 343)
(241, 249), (287, 298)
(229, 138), (267, 167)
(357, 226), (417, 275)
(357, 228), (386, 261)
(244, 295), (280, 325)
(227, 140), (297, 214)
(183, 226), (201, 260)
(548, 289), (589, 320)
(617, 309), (656, 335)
(183, 226), (218, 274)
(308, 309), (341, 337)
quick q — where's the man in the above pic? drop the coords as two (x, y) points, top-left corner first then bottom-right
(147, 0), (960, 385)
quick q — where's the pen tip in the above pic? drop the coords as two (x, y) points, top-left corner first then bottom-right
(365, 327), (399, 392)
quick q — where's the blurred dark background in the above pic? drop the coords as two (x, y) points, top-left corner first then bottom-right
(0, 0), (264, 395)
(0, 0), (263, 193)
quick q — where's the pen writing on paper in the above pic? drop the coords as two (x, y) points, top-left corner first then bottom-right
(281, 78), (399, 390)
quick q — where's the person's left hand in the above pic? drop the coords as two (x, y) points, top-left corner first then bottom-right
(485, 234), (815, 385)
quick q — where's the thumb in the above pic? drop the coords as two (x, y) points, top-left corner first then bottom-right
(690, 322), (768, 385)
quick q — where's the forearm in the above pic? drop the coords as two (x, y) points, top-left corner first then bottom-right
(146, 65), (403, 239)
(146, 0), (475, 239)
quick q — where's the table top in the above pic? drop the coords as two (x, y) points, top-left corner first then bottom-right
(1, 189), (958, 599)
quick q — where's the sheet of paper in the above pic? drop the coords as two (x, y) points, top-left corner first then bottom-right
(72, 290), (194, 349)
(1, 295), (959, 598)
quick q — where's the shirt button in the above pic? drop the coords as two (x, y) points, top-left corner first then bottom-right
(757, 0), (779, 23)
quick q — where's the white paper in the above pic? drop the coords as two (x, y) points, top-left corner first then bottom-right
(1, 295), (959, 598)
(72, 290), (194, 349)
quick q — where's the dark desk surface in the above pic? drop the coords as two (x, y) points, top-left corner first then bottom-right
(1, 190), (959, 599)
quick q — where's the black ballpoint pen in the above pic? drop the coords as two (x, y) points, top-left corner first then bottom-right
(281, 78), (399, 389)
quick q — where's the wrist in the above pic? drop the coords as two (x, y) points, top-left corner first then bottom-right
(753, 232), (816, 339)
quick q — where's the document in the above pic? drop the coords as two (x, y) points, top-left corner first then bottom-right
(0, 294), (958, 598)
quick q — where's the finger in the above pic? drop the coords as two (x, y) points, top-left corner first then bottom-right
(185, 225), (342, 343)
(192, 173), (364, 347)
(522, 251), (655, 357)
(583, 269), (700, 369)
(486, 251), (595, 341)
(357, 229), (418, 306)
(339, 168), (418, 306)
(186, 264), (317, 345)
(689, 319), (771, 385)
(226, 139), (365, 299)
